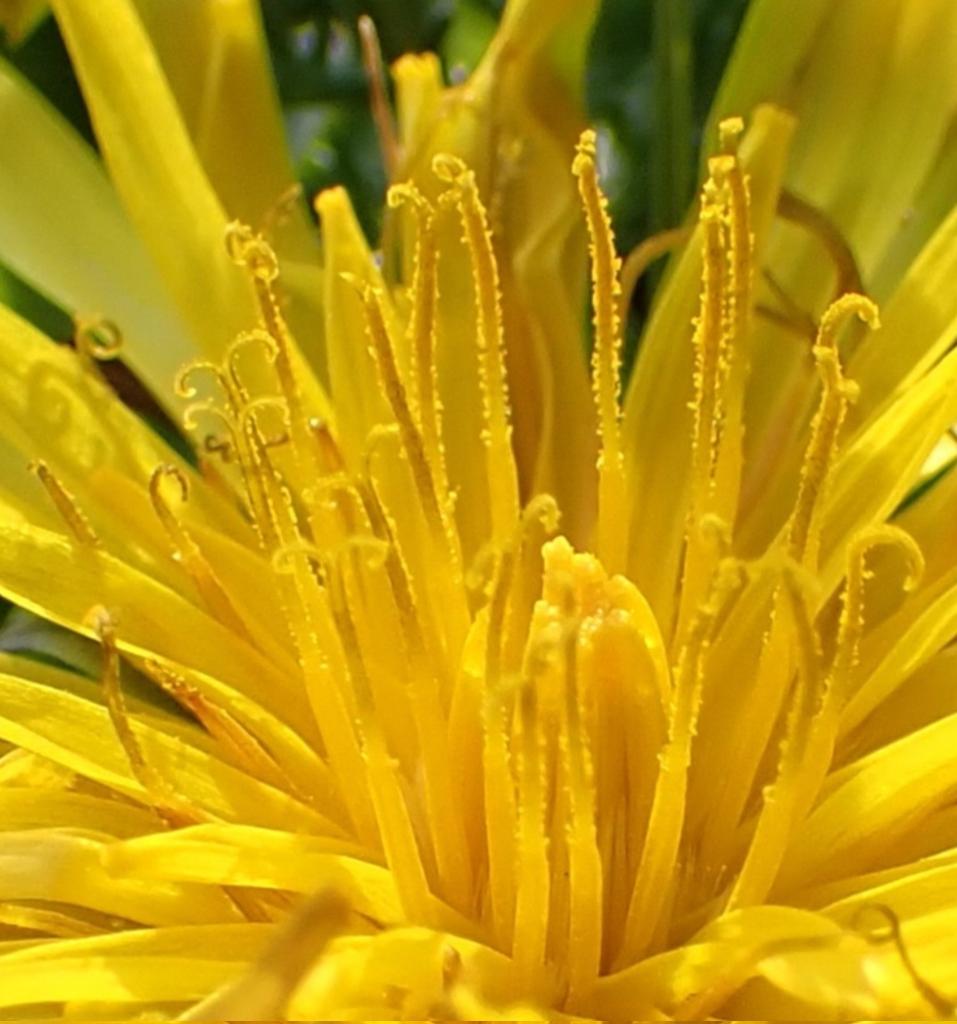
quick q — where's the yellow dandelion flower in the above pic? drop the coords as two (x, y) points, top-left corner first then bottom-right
(0, 0), (956, 1019)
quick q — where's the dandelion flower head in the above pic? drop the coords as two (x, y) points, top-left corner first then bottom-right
(0, 0), (956, 1019)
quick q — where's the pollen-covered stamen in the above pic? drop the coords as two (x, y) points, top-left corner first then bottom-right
(832, 525), (924, 695)
(226, 222), (308, 448)
(481, 541), (520, 950)
(474, 497), (563, 950)
(558, 606), (603, 998)
(149, 465), (256, 644)
(245, 409), (380, 847)
(147, 659), (297, 798)
(689, 175), (731, 510)
(674, 166), (734, 645)
(573, 129), (628, 573)
(353, 276), (471, 658)
(787, 293), (880, 568)
(29, 459), (100, 547)
(617, 555), (746, 966)
(357, 473), (473, 908)
(180, 396), (267, 523)
(512, 667), (550, 980)
(712, 117), (755, 520)
(226, 329), (279, 405)
(174, 361), (223, 402)
(309, 417), (345, 473)
(387, 182), (447, 495)
(770, 526), (925, 838)
(86, 605), (202, 829)
(725, 566), (823, 912)
(324, 547), (435, 926)
(239, 396), (291, 451)
(434, 153), (520, 543)
(350, 277), (449, 546)
(237, 396), (300, 549)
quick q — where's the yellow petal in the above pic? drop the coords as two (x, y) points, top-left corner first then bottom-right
(0, 664), (333, 833)
(0, 924), (270, 1011)
(49, 0), (254, 365)
(0, 505), (309, 727)
(0, 786), (156, 838)
(130, 0), (312, 254)
(777, 712), (957, 893)
(849, 201), (957, 422)
(818, 348), (957, 593)
(0, 830), (240, 926)
(840, 566), (957, 741)
(0, 60), (195, 404)
(129, 0), (325, 367)
(104, 824), (401, 924)
(314, 187), (393, 460)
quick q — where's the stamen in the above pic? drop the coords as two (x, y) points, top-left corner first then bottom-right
(148, 659), (291, 794)
(559, 607), (603, 997)
(86, 605), (201, 828)
(854, 904), (955, 1017)
(711, 117), (755, 521)
(203, 433), (235, 463)
(387, 183), (447, 494)
(724, 566), (822, 911)
(29, 460), (100, 547)
(787, 294), (879, 568)
(241, 414), (379, 848)
(482, 540), (520, 949)
(353, 277), (471, 657)
(225, 222), (307, 441)
(512, 667), (550, 979)
(149, 465), (256, 643)
(74, 315), (123, 364)
(325, 552), (435, 926)
(239, 396), (292, 451)
(175, 360), (231, 402)
(270, 539), (327, 579)
(689, 176), (731, 510)
(358, 15), (399, 180)
(573, 129), (628, 573)
(617, 557), (746, 965)
(433, 153), (520, 542)
(618, 226), (691, 324)
(359, 474), (473, 908)
(308, 417), (345, 473)
(227, 328), (279, 402)
(674, 157), (736, 645)
(348, 276), (448, 545)
(719, 116), (744, 155)
(778, 189), (864, 302)
(182, 399), (257, 520)
(832, 525), (924, 694)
